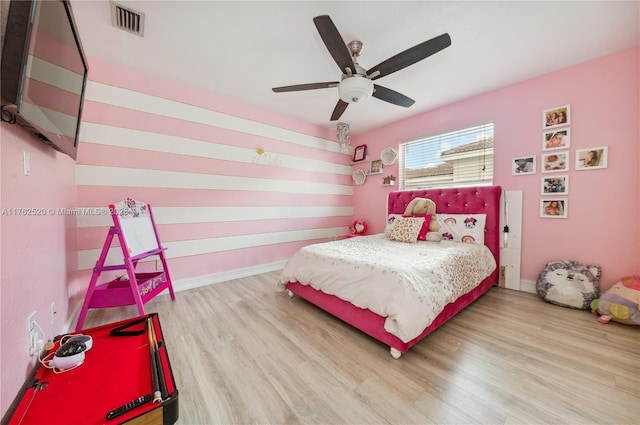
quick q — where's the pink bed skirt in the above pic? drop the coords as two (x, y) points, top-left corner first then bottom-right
(285, 275), (495, 354)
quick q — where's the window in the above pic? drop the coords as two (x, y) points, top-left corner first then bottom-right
(399, 122), (494, 190)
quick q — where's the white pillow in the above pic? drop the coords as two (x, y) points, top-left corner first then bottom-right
(435, 213), (487, 244)
(384, 213), (404, 237)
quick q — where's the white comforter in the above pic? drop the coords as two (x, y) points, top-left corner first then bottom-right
(279, 234), (496, 343)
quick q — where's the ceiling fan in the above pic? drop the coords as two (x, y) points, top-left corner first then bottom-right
(272, 15), (451, 121)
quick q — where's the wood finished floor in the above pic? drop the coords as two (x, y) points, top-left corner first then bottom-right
(83, 271), (639, 425)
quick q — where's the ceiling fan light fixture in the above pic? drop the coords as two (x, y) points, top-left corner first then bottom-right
(338, 76), (374, 103)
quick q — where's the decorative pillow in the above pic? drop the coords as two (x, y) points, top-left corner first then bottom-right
(384, 213), (404, 237)
(389, 217), (425, 243)
(435, 213), (486, 244)
(403, 214), (432, 241)
(536, 260), (601, 309)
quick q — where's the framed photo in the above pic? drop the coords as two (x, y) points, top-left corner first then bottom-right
(541, 175), (569, 195)
(542, 151), (568, 173)
(369, 159), (383, 174)
(512, 155), (536, 175)
(575, 146), (608, 170)
(540, 198), (568, 218)
(543, 104), (570, 129)
(353, 144), (367, 163)
(542, 128), (570, 151)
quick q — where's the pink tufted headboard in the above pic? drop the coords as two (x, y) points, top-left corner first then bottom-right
(388, 186), (502, 284)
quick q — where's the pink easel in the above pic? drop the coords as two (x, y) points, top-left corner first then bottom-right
(75, 199), (176, 331)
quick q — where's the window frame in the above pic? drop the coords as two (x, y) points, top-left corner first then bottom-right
(398, 122), (494, 191)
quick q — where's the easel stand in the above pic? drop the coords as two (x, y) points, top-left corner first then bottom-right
(76, 199), (176, 331)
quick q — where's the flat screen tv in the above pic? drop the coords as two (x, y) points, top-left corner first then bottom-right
(1, 0), (88, 160)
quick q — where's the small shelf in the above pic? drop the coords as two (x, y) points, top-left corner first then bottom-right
(350, 155), (370, 165)
(380, 182), (396, 187)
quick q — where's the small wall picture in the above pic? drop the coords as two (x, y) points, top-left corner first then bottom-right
(512, 155), (536, 175)
(542, 151), (568, 173)
(542, 129), (570, 151)
(543, 104), (570, 129)
(575, 146), (608, 170)
(369, 159), (383, 174)
(540, 198), (568, 218)
(541, 175), (569, 195)
(353, 144), (367, 163)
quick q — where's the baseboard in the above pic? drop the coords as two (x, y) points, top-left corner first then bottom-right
(519, 279), (536, 294)
(173, 260), (287, 292)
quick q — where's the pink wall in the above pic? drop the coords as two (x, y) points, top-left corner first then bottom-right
(351, 47), (640, 291)
(71, 59), (353, 304)
(0, 124), (80, 416)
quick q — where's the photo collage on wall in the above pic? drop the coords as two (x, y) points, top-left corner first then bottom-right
(512, 104), (608, 219)
(540, 104), (571, 218)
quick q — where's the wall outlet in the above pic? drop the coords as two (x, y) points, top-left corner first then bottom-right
(50, 302), (57, 324)
(27, 311), (37, 333)
(27, 311), (38, 355)
(23, 151), (31, 176)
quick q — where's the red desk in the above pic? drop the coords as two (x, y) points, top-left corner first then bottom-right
(7, 314), (178, 425)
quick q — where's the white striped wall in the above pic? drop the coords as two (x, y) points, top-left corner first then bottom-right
(76, 64), (352, 282)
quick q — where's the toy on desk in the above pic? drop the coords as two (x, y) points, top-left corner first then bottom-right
(591, 275), (640, 325)
(43, 335), (93, 372)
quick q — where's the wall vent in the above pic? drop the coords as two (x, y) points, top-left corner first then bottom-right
(111, 2), (145, 37)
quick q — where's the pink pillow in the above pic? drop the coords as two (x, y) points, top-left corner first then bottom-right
(403, 214), (432, 241)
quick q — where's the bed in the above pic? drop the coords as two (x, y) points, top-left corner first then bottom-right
(280, 186), (502, 358)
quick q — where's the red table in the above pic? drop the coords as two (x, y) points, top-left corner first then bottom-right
(7, 314), (178, 424)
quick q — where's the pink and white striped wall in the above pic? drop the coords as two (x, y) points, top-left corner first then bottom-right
(73, 59), (353, 297)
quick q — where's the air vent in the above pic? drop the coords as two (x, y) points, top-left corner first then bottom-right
(111, 2), (145, 37)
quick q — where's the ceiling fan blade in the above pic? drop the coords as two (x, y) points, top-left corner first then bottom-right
(330, 99), (349, 121)
(313, 15), (356, 74)
(367, 33), (451, 80)
(372, 84), (415, 108)
(272, 82), (339, 92)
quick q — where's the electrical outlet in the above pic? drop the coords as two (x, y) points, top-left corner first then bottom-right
(27, 311), (37, 333)
(23, 151), (31, 176)
(50, 302), (57, 324)
(27, 311), (37, 355)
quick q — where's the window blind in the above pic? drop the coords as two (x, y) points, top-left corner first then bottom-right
(399, 122), (494, 190)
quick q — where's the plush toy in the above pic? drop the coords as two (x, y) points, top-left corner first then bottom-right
(591, 275), (640, 325)
(403, 198), (442, 242)
(536, 260), (601, 309)
(350, 220), (368, 235)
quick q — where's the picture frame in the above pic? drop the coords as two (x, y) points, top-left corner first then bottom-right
(543, 104), (570, 129)
(369, 159), (383, 174)
(542, 151), (568, 173)
(512, 155), (536, 175)
(541, 175), (569, 195)
(542, 128), (570, 151)
(352, 144), (367, 163)
(575, 146), (608, 170)
(540, 198), (568, 218)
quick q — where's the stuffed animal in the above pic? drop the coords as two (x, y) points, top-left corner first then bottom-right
(536, 260), (601, 309)
(403, 198), (442, 242)
(591, 276), (640, 325)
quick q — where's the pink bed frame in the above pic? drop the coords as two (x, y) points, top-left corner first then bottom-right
(285, 185), (502, 358)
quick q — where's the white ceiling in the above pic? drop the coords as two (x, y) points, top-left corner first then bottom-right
(71, 1), (639, 135)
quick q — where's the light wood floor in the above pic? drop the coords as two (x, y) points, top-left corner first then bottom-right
(83, 271), (640, 425)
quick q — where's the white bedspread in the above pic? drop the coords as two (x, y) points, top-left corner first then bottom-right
(279, 234), (496, 343)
